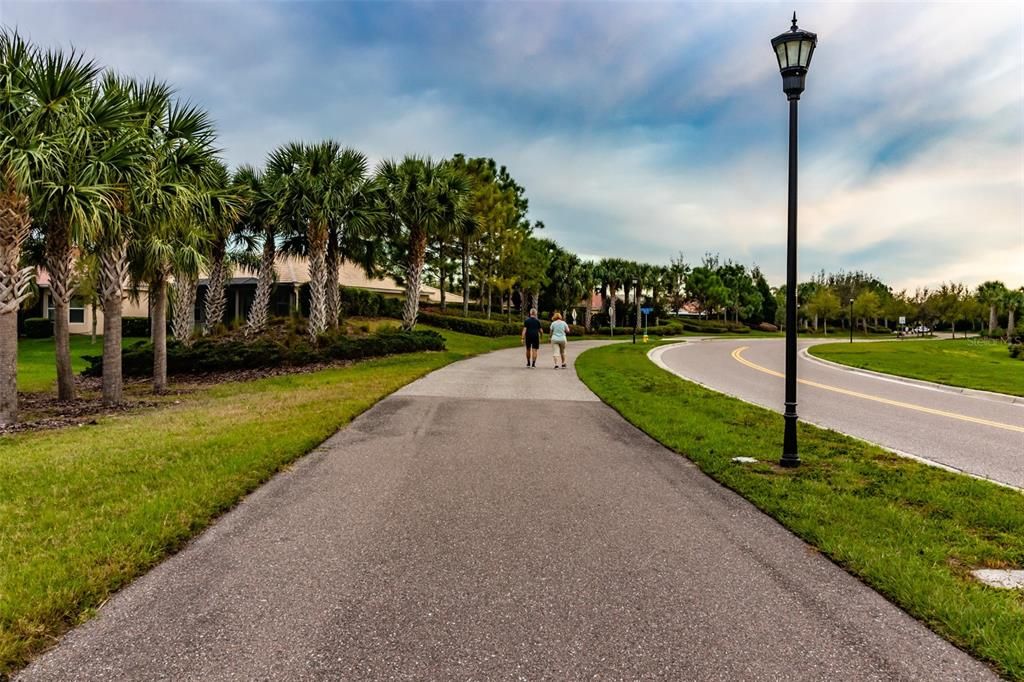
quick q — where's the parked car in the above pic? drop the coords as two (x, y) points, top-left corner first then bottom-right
(912, 325), (931, 334)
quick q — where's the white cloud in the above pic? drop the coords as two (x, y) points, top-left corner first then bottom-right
(2, 0), (1021, 291)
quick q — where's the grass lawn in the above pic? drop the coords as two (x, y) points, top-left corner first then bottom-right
(0, 327), (519, 676)
(810, 338), (1023, 397)
(17, 336), (147, 393)
(577, 342), (1024, 680)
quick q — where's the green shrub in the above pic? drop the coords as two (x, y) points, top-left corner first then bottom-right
(22, 317), (52, 338)
(121, 316), (150, 337)
(81, 329), (445, 377)
(420, 306), (492, 321)
(593, 324), (687, 336)
(680, 320), (750, 334)
(417, 311), (520, 337)
(757, 322), (779, 332)
(340, 287), (403, 319)
(1009, 343), (1023, 359)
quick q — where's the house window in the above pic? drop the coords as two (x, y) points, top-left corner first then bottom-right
(48, 296), (86, 324)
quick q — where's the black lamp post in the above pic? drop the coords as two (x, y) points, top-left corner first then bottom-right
(849, 298), (854, 343)
(772, 13), (817, 469)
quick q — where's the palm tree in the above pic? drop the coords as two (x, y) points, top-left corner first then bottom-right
(634, 263), (656, 331)
(976, 280), (1008, 337)
(169, 219), (206, 345)
(91, 76), (177, 405)
(327, 172), (380, 329)
(578, 260), (599, 331)
(198, 161), (243, 335)
(1005, 288), (1023, 339)
(238, 163), (277, 335)
(127, 96), (218, 392)
(285, 141), (368, 338)
(0, 30), (46, 424)
(376, 156), (470, 330)
(36, 61), (139, 401)
(598, 258), (627, 330)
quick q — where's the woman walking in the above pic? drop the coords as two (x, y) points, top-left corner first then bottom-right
(550, 311), (570, 369)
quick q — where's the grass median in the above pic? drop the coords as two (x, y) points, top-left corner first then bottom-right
(576, 341), (1024, 680)
(810, 338), (1023, 397)
(0, 328), (519, 676)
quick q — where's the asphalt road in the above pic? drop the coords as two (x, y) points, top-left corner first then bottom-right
(652, 338), (1024, 489)
(19, 342), (995, 680)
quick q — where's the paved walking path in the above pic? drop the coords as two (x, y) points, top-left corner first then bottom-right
(20, 342), (994, 680)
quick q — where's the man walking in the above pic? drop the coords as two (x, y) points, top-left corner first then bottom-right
(522, 308), (543, 368)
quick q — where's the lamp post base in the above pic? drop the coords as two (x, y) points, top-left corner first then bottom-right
(780, 403), (800, 467)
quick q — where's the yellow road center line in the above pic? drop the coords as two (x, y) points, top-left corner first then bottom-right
(730, 346), (1024, 434)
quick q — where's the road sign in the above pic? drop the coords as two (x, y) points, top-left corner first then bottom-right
(898, 316), (906, 325)
(641, 307), (653, 315)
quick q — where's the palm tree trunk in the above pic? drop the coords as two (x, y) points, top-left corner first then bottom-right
(402, 226), (428, 331)
(608, 287), (617, 329)
(0, 188), (33, 424)
(202, 245), (227, 334)
(439, 242), (447, 311)
(90, 301), (97, 344)
(151, 272), (168, 392)
(101, 293), (124, 405)
(45, 223), (76, 401)
(461, 243), (470, 317)
(1007, 308), (1015, 337)
(247, 231), (276, 335)
(0, 309), (16, 424)
(171, 273), (197, 346)
(307, 222), (329, 338)
(989, 304), (997, 336)
(326, 228), (341, 329)
(99, 240), (128, 405)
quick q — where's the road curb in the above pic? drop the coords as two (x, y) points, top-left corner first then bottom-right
(801, 348), (1024, 407)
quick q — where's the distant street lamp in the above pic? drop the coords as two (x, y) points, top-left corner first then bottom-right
(772, 13), (817, 469)
(849, 298), (855, 343)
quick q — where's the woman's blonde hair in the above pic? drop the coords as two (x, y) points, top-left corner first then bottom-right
(552, 311), (563, 321)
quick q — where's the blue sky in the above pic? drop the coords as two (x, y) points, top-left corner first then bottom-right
(2, 1), (1021, 290)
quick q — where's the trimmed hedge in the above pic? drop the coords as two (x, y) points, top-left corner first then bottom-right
(22, 317), (52, 339)
(681, 320), (750, 334)
(420, 306), (501, 321)
(81, 329), (445, 377)
(341, 287), (403, 319)
(122, 316), (150, 338)
(417, 311), (521, 337)
(593, 324), (685, 336)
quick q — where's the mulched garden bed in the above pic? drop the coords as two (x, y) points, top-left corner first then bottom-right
(4, 356), (368, 435)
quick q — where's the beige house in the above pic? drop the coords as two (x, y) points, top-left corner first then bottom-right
(22, 268), (149, 336)
(197, 256), (463, 325)
(22, 256), (463, 335)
